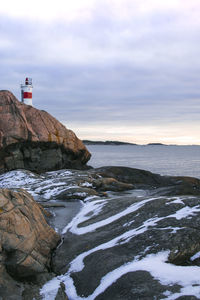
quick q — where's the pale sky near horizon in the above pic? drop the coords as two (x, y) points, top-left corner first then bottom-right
(0, 0), (200, 145)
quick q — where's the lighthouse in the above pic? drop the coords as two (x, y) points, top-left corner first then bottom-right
(20, 77), (33, 106)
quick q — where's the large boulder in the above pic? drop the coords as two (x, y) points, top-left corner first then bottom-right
(0, 90), (91, 173)
(0, 188), (61, 299)
(0, 189), (60, 278)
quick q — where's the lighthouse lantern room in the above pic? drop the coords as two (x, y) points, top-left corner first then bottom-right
(20, 77), (33, 106)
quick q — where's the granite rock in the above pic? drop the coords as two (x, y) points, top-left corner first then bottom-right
(0, 90), (91, 173)
(0, 188), (60, 299)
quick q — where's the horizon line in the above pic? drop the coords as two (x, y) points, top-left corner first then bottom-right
(82, 139), (200, 146)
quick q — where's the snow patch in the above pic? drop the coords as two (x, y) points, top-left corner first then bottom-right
(169, 206), (200, 220)
(166, 198), (185, 205)
(190, 251), (200, 261)
(80, 182), (93, 187)
(62, 198), (106, 234)
(64, 196), (162, 235)
(0, 170), (40, 188)
(41, 251), (200, 300)
(40, 276), (64, 300)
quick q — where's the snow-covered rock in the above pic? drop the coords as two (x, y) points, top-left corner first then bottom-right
(1, 166), (200, 299)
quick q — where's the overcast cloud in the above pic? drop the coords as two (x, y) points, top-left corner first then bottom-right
(0, 0), (200, 144)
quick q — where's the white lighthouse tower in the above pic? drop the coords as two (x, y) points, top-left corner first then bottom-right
(20, 77), (33, 106)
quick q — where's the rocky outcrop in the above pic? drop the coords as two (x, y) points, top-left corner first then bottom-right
(52, 184), (200, 300)
(92, 166), (173, 187)
(0, 188), (60, 299)
(1, 168), (200, 299)
(0, 90), (91, 173)
(92, 166), (200, 195)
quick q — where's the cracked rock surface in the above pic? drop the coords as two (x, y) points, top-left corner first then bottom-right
(0, 188), (60, 299)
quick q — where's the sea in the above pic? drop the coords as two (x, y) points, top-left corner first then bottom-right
(87, 144), (200, 179)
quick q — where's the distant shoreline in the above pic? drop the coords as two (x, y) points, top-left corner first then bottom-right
(82, 140), (165, 146)
(82, 140), (200, 146)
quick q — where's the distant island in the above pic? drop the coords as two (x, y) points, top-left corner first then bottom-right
(147, 143), (165, 146)
(82, 140), (166, 146)
(82, 140), (137, 145)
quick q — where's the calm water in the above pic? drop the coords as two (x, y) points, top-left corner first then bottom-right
(87, 145), (200, 178)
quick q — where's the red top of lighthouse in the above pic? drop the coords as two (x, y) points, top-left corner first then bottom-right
(25, 77), (32, 85)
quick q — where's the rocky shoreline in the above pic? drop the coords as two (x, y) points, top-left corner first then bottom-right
(1, 166), (200, 299)
(1, 91), (200, 299)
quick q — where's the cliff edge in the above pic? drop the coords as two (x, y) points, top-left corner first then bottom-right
(0, 90), (91, 173)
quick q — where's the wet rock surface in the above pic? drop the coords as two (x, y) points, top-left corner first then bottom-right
(0, 90), (91, 173)
(1, 166), (200, 299)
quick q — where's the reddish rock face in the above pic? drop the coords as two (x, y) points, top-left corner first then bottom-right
(0, 188), (61, 298)
(0, 188), (60, 278)
(0, 90), (91, 172)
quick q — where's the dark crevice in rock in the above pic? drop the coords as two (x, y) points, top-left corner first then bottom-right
(0, 141), (91, 174)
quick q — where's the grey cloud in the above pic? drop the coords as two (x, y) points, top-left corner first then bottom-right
(0, 5), (200, 143)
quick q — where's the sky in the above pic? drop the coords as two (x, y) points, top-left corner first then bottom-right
(0, 0), (200, 145)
